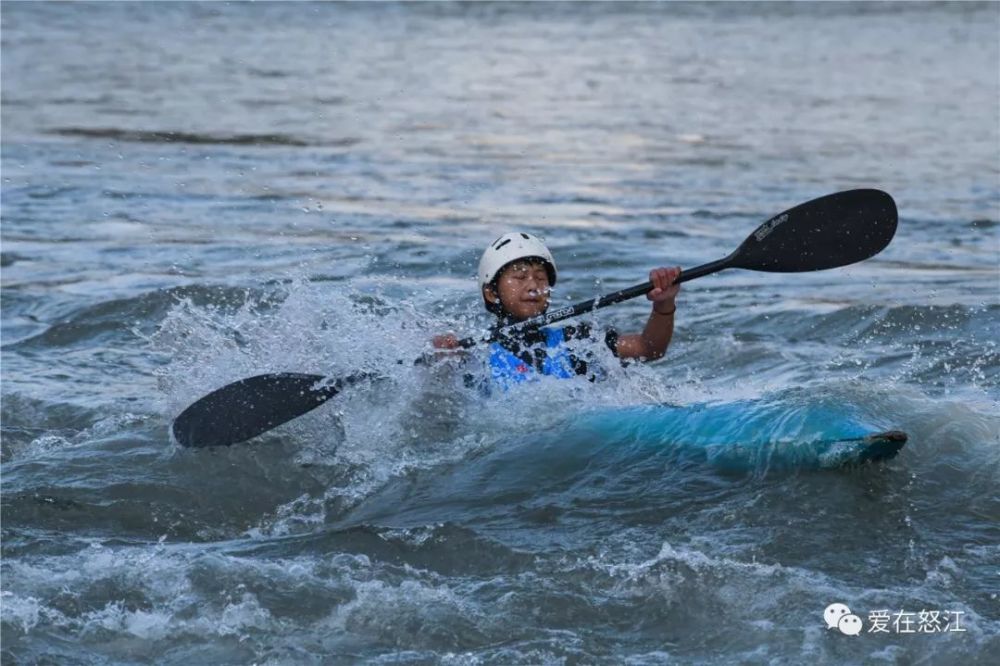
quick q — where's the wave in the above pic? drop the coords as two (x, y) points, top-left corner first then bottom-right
(3, 284), (274, 351)
(3, 505), (995, 664)
(47, 127), (362, 149)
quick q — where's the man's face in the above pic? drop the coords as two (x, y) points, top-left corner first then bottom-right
(486, 260), (551, 321)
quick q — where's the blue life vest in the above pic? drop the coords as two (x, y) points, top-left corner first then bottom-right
(487, 326), (577, 390)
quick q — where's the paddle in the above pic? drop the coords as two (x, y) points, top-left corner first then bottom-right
(171, 188), (897, 448)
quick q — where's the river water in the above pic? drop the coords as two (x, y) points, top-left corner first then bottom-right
(2, 2), (998, 664)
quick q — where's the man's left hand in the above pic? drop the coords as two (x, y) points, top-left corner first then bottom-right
(648, 266), (681, 313)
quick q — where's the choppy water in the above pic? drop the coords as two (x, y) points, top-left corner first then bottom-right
(2, 2), (998, 664)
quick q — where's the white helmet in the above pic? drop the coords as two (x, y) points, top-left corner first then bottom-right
(478, 232), (557, 289)
(478, 232), (557, 313)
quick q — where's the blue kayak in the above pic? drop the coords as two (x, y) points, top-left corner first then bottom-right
(337, 398), (908, 526)
(563, 399), (907, 471)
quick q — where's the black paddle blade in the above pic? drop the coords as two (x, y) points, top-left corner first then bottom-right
(171, 372), (348, 448)
(732, 189), (898, 272)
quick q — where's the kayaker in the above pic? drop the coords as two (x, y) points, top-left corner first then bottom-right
(433, 232), (680, 388)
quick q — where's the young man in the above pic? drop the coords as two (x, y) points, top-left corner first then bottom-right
(434, 232), (680, 388)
